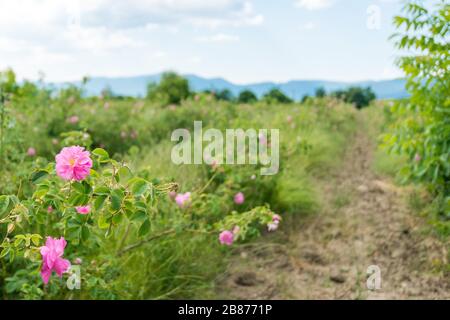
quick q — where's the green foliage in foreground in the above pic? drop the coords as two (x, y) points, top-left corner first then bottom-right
(382, 0), (449, 233)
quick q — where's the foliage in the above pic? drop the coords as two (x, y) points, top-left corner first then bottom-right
(146, 72), (190, 105)
(238, 90), (258, 103)
(0, 67), (358, 299)
(332, 87), (376, 109)
(315, 87), (326, 98)
(263, 88), (293, 104)
(215, 89), (235, 102)
(383, 0), (449, 228)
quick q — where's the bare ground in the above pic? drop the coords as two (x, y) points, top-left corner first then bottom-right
(216, 115), (449, 300)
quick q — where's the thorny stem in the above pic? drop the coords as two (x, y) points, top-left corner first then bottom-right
(196, 171), (218, 195)
(118, 228), (176, 256)
(117, 224), (132, 254)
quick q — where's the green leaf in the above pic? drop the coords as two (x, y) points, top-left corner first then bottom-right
(0, 195), (10, 218)
(68, 193), (89, 206)
(116, 166), (132, 183)
(92, 148), (110, 162)
(98, 215), (110, 229)
(81, 226), (90, 242)
(130, 178), (148, 197)
(30, 234), (42, 246)
(73, 181), (92, 195)
(131, 210), (147, 223)
(0, 247), (10, 259)
(14, 237), (24, 247)
(72, 182), (85, 194)
(94, 186), (110, 195)
(33, 185), (49, 199)
(110, 189), (124, 211)
(94, 195), (107, 211)
(138, 218), (151, 237)
(30, 170), (48, 184)
(134, 201), (147, 210)
(8, 249), (15, 263)
(66, 226), (81, 244)
(112, 213), (123, 225)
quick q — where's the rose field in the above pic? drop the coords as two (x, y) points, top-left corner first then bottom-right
(0, 0), (448, 300)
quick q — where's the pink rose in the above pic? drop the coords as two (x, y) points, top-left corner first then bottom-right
(40, 237), (71, 284)
(175, 192), (191, 208)
(219, 230), (234, 246)
(234, 192), (245, 205)
(27, 147), (36, 157)
(55, 146), (93, 181)
(267, 222), (279, 232)
(414, 153), (421, 162)
(67, 116), (79, 124)
(76, 205), (90, 215)
(169, 191), (177, 200)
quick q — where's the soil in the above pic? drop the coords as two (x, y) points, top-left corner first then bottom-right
(216, 115), (450, 300)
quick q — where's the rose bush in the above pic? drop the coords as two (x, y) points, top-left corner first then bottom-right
(0, 143), (275, 298)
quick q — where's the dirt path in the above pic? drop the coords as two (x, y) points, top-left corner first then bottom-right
(217, 115), (449, 299)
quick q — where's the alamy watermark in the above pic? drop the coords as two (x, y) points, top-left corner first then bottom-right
(366, 4), (381, 30)
(366, 265), (381, 290)
(66, 265), (81, 290)
(171, 121), (280, 175)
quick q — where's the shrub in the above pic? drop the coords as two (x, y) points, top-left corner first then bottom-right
(383, 0), (450, 227)
(332, 87), (376, 109)
(146, 72), (190, 105)
(215, 89), (234, 102)
(238, 90), (258, 103)
(263, 88), (292, 104)
(315, 87), (326, 98)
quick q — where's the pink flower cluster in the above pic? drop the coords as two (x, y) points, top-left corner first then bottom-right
(175, 192), (191, 208)
(219, 226), (240, 246)
(76, 205), (91, 214)
(67, 115), (79, 124)
(414, 153), (421, 162)
(234, 192), (245, 205)
(27, 147), (36, 157)
(55, 146), (93, 181)
(40, 237), (71, 284)
(267, 214), (282, 232)
(219, 230), (234, 246)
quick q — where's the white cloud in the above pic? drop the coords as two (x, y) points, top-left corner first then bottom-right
(294, 0), (335, 10)
(80, 0), (262, 29)
(0, 1), (263, 30)
(381, 66), (403, 79)
(301, 22), (317, 30)
(196, 33), (240, 43)
(186, 1), (263, 28)
(63, 26), (144, 54)
(0, 0), (263, 80)
(189, 56), (202, 64)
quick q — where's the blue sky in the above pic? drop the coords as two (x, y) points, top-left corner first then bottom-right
(0, 0), (405, 84)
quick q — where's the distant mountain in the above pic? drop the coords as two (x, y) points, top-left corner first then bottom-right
(51, 73), (408, 100)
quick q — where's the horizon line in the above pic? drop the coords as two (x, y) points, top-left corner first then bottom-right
(40, 72), (405, 86)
